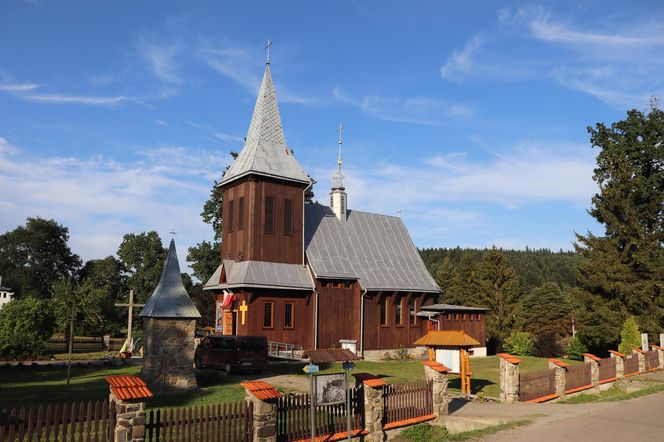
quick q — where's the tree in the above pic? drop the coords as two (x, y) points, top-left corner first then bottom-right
(0, 298), (54, 359)
(519, 283), (573, 356)
(186, 240), (220, 283)
(575, 107), (664, 340)
(503, 331), (536, 356)
(435, 256), (455, 302)
(472, 248), (520, 343)
(0, 217), (81, 299)
(566, 335), (588, 361)
(618, 316), (642, 354)
(77, 256), (127, 336)
(117, 231), (166, 304)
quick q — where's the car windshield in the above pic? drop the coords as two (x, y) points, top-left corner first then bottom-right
(239, 337), (266, 352)
(210, 337), (235, 350)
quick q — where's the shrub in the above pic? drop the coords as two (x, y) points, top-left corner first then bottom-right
(399, 423), (448, 441)
(618, 316), (642, 354)
(0, 298), (55, 359)
(503, 331), (536, 356)
(566, 335), (588, 361)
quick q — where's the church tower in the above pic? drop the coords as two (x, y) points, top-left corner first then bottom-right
(329, 124), (347, 221)
(219, 59), (310, 264)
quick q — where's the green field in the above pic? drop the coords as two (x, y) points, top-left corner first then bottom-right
(0, 355), (582, 409)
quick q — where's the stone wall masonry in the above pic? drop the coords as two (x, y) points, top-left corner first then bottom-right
(583, 354), (601, 393)
(548, 360), (567, 399)
(653, 345), (664, 368)
(610, 351), (625, 379)
(635, 349), (646, 373)
(109, 393), (146, 442)
(423, 364), (449, 421)
(498, 354), (520, 403)
(141, 317), (197, 392)
(363, 382), (385, 442)
(245, 391), (277, 442)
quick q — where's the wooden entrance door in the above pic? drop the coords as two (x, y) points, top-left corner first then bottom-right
(223, 311), (234, 335)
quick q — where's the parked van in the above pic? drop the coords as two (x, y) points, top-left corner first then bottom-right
(194, 335), (268, 374)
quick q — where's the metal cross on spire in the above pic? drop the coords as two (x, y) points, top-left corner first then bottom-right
(337, 123), (343, 176)
(169, 229), (177, 239)
(265, 39), (272, 65)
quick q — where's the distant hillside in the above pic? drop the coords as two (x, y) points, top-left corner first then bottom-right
(419, 247), (581, 290)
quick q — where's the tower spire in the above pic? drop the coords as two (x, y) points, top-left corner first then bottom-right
(330, 124), (348, 221)
(265, 39), (272, 65)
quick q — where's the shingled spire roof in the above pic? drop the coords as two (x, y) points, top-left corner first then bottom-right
(220, 64), (310, 187)
(141, 239), (201, 319)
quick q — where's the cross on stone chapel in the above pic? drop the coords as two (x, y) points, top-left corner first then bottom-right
(203, 60), (487, 358)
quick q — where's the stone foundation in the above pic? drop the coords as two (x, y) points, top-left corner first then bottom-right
(141, 317), (197, 391)
(362, 346), (427, 361)
(110, 393), (146, 442)
(498, 354), (520, 403)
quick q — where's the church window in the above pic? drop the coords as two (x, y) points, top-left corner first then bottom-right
(395, 298), (403, 326)
(330, 195), (334, 208)
(284, 199), (294, 235)
(462, 313), (467, 320)
(340, 195), (346, 214)
(455, 313), (461, 320)
(380, 299), (389, 326)
(447, 313), (453, 320)
(284, 302), (294, 328)
(263, 301), (274, 328)
(264, 196), (275, 234)
(228, 200), (235, 232)
(410, 298), (417, 325)
(238, 197), (245, 230)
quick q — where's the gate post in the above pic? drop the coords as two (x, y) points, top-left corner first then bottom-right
(106, 375), (152, 442)
(634, 349), (646, 373)
(583, 354), (601, 393)
(548, 359), (568, 399)
(422, 361), (450, 422)
(609, 350), (625, 378)
(241, 381), (281, 442)
(652, 345), (664, 368)
(497, 353), (521, 403)
(355, 375), (386, 442)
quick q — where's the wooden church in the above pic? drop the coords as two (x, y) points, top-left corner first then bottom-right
(204, 59), (486, 356)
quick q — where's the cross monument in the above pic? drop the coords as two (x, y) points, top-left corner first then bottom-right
(115, 289), (145, 347)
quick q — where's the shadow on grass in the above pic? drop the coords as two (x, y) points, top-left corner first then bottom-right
(447, 377), (496, 395)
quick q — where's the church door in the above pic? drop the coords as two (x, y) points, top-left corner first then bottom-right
(223, 311), (234, 335)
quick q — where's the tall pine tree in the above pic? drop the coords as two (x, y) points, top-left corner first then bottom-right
(575, 107), (664, 340)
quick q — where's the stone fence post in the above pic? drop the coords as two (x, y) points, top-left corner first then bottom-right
(548, 359), (568, 398)
(652, 345), (664, 368)
(497, 353), (521, 403)
(241, 381), (280, 442)
(583, 354), (601, 393)
(609, 350), (625, 379)
(634, 349), (646, 373)
(422, 361), (450, 421)
(105, 375), (152, 442)
(358, 376), (386, 442)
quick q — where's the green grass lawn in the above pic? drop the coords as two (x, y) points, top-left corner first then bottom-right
(0, 355), (581, 410)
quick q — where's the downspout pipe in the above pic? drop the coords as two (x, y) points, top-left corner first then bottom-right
(302, 179), (313, 266)
(314, 288), (319, 350)
(359, 287), (367, 356)
(424, 313), (441, 330)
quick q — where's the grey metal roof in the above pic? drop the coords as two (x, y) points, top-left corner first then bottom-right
(304, 204), (440, 293)
(219, 65), (310, 187)
(141, 239), (201, 319)
(204, 259), (314, 291)
(419, 304), (490, 313)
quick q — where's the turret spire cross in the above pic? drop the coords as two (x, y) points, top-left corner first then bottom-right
(265, 39), (272, 65)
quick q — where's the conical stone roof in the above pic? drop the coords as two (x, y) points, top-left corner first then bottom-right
(140, 239), (201, 319)
(220, 65), (310, 187)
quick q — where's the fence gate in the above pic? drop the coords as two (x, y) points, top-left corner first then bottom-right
(0, 400), (115, 442)
(277, 387), (363, 441)
(382, 380), (433, 426)
(145, 401), (253, 442)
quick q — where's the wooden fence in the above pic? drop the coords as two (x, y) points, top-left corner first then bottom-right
(145, 401), (253, 442)
(645, 350), (659, 371)
(599, 357), (617, 382)
(565, 363), (592, 392)
(519, 368), (556, 402)
(276, 388), (363, 441)
(624, 354), (639, 375)
(0, 400), (115, 442)
(382, 380), (433, 426)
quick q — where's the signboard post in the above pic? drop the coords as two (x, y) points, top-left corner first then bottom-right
(303, 363), (319, 441)
(342, 361), (356, 441)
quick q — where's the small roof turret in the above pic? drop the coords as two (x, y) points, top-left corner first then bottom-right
(220, 63), (310, 187)
(141, 239), (201, 319)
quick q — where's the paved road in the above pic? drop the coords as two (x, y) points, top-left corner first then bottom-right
(468, 391), (664, 441)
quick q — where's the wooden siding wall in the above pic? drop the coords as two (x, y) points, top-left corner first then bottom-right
(439, 313), (486, 345)
(221, 177), (304, 264)
(226, 290), (314, 349)
(316, 280), (360, 349)
(362, 292), (436, 350)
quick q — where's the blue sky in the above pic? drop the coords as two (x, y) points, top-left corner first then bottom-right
(1, 0), (663, 275)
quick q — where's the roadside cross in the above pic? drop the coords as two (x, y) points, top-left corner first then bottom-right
(115, 289), (145, 347)
(239, 300), (249, 325)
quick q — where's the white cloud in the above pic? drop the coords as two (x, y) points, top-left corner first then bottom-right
(0, 138), (231, 274)
(214, 132), (244, 143)
(440, 34), (485, 80)
(333, 87), (474, 125)
(0, 83), (41, 92)
(20, 93), (130, 106)
(137, 34), (183, 85)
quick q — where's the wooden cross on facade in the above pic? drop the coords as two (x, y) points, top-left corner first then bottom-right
(115, 289), (145, 346)
(239, 300), (248, 325)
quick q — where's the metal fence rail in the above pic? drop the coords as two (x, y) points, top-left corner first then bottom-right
(519, 368), (556, 402)
(624, 354), (639, 375)
(565, 363), (592, 392)
(382, 380), (433, 425)
(645, 350), (659, 371)
(599, 357), (617, 381)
